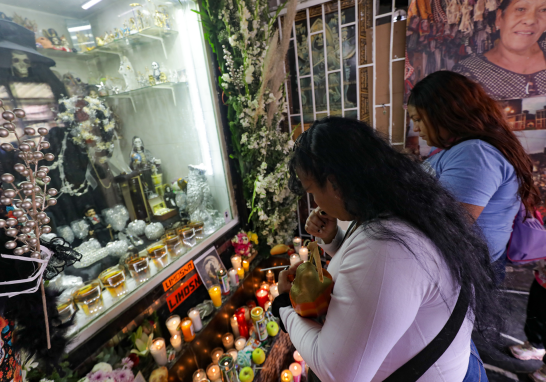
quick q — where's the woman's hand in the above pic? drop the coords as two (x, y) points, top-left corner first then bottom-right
(305, 207), (338, 244)
(278, 261), (303, 295)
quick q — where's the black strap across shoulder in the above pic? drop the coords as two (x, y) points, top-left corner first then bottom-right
(383, 285), (470, 381)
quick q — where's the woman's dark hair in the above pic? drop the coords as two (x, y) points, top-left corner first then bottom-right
(288, 116), (503, 339)
(408, 71), (540, 215)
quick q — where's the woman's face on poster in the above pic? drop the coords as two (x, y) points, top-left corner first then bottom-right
(497, 0), (546, 52)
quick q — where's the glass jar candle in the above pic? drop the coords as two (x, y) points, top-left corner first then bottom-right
(73, 280), (103, 316)
(230, 314), (240, 337)
(230, 255), (242, 270)
(256, 289), (269, 309)
(170, 334), (182, 352)
(191, 221), (205, 241)
(234, 336), (246, 351)
(281, 369), (294, 382)
(266, 269), (275, 284)
(228, 268), (239, 287)
(211, 347), (224, 364)
(181, 316), (195, 342)
(251, 307), (268, 342)
(166, 315), (181, 337)
(218, 354), (237, 382)
(56, 297), (77, 324)
(217, 268), (230, 295)
(293, 237), (302, 253)
(206, 364), (221, 382)
(192, 369), (207, 382)
(147, 243), (169, 269)
(222, 333), (234, 349)
(242, 259), (249, 273)
(150, 338), (168, 366)
(99, 265), (127, 298)
(208, 285), (222, 308)
(178, 226), (196, 248)
(299, 247), (309, 262)
(162, 233), (184, 258)
(290, 363), (302, 382)
(188, 308), (203, 332)
(124, 254), (150, 284)
(237, 267), (244, 280)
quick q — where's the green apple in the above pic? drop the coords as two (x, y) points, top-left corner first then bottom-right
(252, 348), (266, 365)
(267, 321), (279, 337)
(239, 366), (255, 382)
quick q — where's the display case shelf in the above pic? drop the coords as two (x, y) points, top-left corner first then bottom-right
(102, 82), (186, 109)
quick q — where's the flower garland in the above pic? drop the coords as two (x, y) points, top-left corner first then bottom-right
(196, 0), (299, 246)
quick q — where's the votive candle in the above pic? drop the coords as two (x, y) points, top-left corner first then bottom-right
(228, 268), (239, 287)
(266, 269), (275, 284)
(230, 314), (240, 337)
(290, 363), (302, 382)
(264, 301), (271, 311)
(231, 255), (242, 270)
(208, 285), (222, 308)
(294, 350), (306, 371)
(189, 308), (203, 332)
(299, 247), (309, 262)
(281, 370), (294, 382)
(242, 259), (249, 272)
(227, 348), (238, 361)
(170, 334), (182, 352)
(290, 253), (300, 266)
(293, 237), (302, 252)
(235, 308), (249, 338)
(256, 289), (269, 308)
(211, 347), (224, 364)
(234, 336), (246, 351)
(237, 267), (244, 280)
(181, 317), (195, 342)
(166, 315), (181, 337)
(222, 333), (234, 349)
(192, 369), (207, 382)
(206, 364), (221, 382)
(270, 284), (279, 299)
(150, 338), (167, 366)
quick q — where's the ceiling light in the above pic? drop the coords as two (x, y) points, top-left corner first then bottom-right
(67, 25), (92, 32)
(82, 0), (102, 10)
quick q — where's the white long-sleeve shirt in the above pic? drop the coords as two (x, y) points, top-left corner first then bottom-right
(280, 219), (472, 382)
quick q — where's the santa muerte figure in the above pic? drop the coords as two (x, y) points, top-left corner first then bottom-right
(83, 205), (113, 246)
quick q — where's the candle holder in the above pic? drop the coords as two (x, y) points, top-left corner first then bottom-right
(234, 336), (246, 351)
(99, 265), (128, 298)
(192, 369), (207, 382)
(256, 288), (269, 309)
(181, 317), (195, 342)
(230, 314), (240, 337)
(299, 246), (309, 262)
(206, 364), (221, 382)
(177, 226), (196, 248)
(281, 369), (294, 382)
(188, 308), (203, 332)
(290, 363), (302, 382)
(293, 237), (302, 253)
(290, 253), (301, 266)
(56, 297), (77, 324)
(150, 338), (168, 366)
(124, 253), (151, 283)
(228, 268), (239, 288)
(222, 332), (234, 349)
(147, 243), (169, 269)
(190, 221), (205, 241)
(266, 269), (275, 284)
(73, 280), (103, 316)
(170, 334), (183, 352)
(208, 284), (222, 308)
(166, 315), (182, 337)
(162, 233), (184, 258)
(218, 354), (237, 382)
(211, 347), (224, 364)
(230, 254), (242, 270)
(242, 259), (249, 273)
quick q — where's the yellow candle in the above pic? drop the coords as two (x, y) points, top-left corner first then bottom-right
(242, 259), (249, 272)
(181, 317), (195, 342)
(281, 370), (294, 382)
(208, 285), (222, 308)
(237, 267), (244, 280)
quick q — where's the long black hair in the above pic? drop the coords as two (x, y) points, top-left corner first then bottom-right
(288, 117), (503, 338)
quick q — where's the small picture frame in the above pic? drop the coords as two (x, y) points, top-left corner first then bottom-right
(194, 246), (228, 289)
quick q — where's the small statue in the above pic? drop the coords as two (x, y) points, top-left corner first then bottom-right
(96, 36), (105, 46)
(11, 51), (31, 78)
(119, 56), (139, 91)
(130, 136), (158, 171)
(151, 62), (161, 82)
(129, 17), (138, 33)
(154, 10), (167, 28)
(122, 22), (131, 36)
(114, 28), (122, 39)
(148, 74), (156, 86)
(159, 71), (167, 83)
(83, 205), (113, 246)
(163, 185), (177, 209)
(104, 31), (115, 44)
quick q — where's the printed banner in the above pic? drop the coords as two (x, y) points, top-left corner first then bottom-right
(162, 260), (195, 292)
(166, 273), (202, 312)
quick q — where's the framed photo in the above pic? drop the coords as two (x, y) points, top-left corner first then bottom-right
(193, 246), (228, 289)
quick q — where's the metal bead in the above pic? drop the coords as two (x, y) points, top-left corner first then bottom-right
(0, 197), (11, 205)
(12, 210), (23, 218)
(24, 128), (35, 136)
(0, 128), (9, 138)
(13, 164), (25, 173)
(22, 189), (33, 196)
(39, 166), (49, 173)
(14, 202), (22, 208)
(6, 218), (16, 226)
(19, 144), (30, 152)
(2, 122), (14, 131)
(13, 248), (24, 256)
(33, 152), (44, 160)
(34, 186), (41, 193)
(1, 173), (15, 183)
(21, 246), (29, 253)
(13, 109), (25, 118)
(43, 177), (51, 183)
(47, 188), (58, 196)
(26, 221), (36, 228)
(2, 111), (14, 121)
(4, 241), (16, 250)
(47, 198), (57, 206)
(38, 128), (48, 136)
(3, 190), (15, 198)
(17, 216), (27, 223)
(28, 237), (38, 246)
(0, 220), (5, 228)
(21, 201), (32, 209)
(21, 170), (30, 177)
(6, 228), (18, 237)
(20, 226), (31, 234)
(36, 171), (46, 178)
(26, 141), (36, 148)
(41, 226), (51, 234)
(44, 153), (55, 161)
(42, 217), (50, 224)
(30, 252), (41, 259)
(1, 143), (13, 151)
(40, 141), (50, 149)
(22, 183), (33, 190)
(36, 212), (46, 220)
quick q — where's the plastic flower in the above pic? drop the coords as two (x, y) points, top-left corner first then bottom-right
(91, 363), (113, 373)
(89, 371), (106, 382)
(113, 369), (134, 382)
(121, 357), (134, 370)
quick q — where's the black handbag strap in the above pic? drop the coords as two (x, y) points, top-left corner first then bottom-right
(383, 285), (470, 381)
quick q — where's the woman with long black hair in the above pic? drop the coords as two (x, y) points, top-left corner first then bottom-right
(272, 116), (501, 381)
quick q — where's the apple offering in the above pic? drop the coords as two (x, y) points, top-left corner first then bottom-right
(290, 242), (334, 318)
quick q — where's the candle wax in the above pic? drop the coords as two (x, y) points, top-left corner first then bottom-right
(299, 247), (309, 262)
(208, 285), (222, 308)
(206, 364), (221, 380)
(234, 337), (246, 351)
(290, 253), (300, 266)
(188, 309), (203, 332)
(231, 255), (242, 269)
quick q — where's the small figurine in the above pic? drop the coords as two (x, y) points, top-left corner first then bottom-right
(163, 185), (177, 209)
(129, 17), (138, 33)
(88, 86), (99, 99)
(154, 10), (167, 28)
(151, 62), (161, 82)
(114, 28), (122, 39)
(148, 74), (156, 86)
(96, 36), (105, 46)
(42, 28), (62, 46)
(104, 31), (115, 44)
(130, 136), (158, 171)
(83, 205), (113, 246)
(119, 56), (139, 91)
(122, 22), (131, 36)
(159, 71), (167, 83)
(231, 232), (253, 257)
(60, 35), (72, 52)
(97, 81), (108, 97)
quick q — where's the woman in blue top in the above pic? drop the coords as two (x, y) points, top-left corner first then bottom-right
(407, 71), (540, 281)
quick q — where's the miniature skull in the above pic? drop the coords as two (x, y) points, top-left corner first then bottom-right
(151, 62), (159, 70)
(11, 51), (31, 78)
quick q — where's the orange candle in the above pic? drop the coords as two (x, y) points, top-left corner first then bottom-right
(237, 267), (244, 280)
(242, 259), (249, 273)
(208, 285), (222, 308)
(181, 317), (195, 342)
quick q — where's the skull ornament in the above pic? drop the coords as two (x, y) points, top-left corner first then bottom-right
(12, 51), (31, 78)
(151, 62), (159, 70)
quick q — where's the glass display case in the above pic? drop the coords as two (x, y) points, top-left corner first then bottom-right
(0, 0), (237, 349)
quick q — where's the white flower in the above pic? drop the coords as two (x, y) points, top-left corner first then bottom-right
(222, 73), (231, 83)
(91, 363), (113, 373)
(245, 65), (255, 84)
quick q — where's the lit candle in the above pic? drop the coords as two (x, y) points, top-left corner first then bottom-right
(231, 255), (242, 270)
(170, 334), (182, 352)
(211, 347), (224, 364)
(192, 369), (207, 382)
(230, 314), (240, 337)
(237, 267), (244, 280)
(266, 269), (275, 284)
(227, 348), (238, 361)
(181, 317), (195, 342)
(270, 284), (279, 299)
(166, 315), (181, 337)
(150, 338), (167, 366)
(289, 363), (302, 382)
(281, 369), (293, 382)
(293, 237), (302, 252)
(256, 289), (269, 308)
(188, 308), (203, 332)
(243, 305), (251, 321)
(299, 247), (309, 262)
(264, 301), (272, 311)
(206, 364), (221, 382)
(208, 285), (222, 308)
(290, 253), (300, 266)
(294, 350), (306, 372)
(234, 336), (246, 351)
(235, 308), (249, 338)
(228, 268), (239, 287)
(222, 333), (234, 350)
(260, 281), (269, 291)
(242, 259), (249, 273)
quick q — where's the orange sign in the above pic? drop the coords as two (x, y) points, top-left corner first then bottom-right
(166, 273), (202, 312)
(162, 260), (195, 291)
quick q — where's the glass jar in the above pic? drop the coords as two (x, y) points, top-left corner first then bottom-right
(162, 232), (184, 258)
(191, 221), (205, 241)
(178, 226), (196, 248)
(99, 265), (128, 298)
(73, 280), (103, 316)
(124, 253), (151, 284)
(147, 243), (169, 269)
(57, 297), (77, 324)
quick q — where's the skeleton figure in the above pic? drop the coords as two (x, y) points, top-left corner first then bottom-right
(151, 62), (161, 82)
(11, 51), (30, 78)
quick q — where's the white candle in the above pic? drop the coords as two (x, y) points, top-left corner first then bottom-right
(231, 255), (242, 270)
(188, 309), (203, 332)
(290, 363), (302, 382)
(294, 350), (306, 373)
(170, 334), (182, 352)
(211, 347), (224, 364)
(227, 348), (238, 361)
(264, 301), (271, 311)
(270, 284), (279, 299)
(235, 336), (246, 351)
(228, 268), (239, 287)
(299, 247), (309, 262)
(206, 363), (221, 382)
(222, 333), (234, 349)
(290, 253), (300, 266)
(293, 237), (302, 252)
(192, 369), (207, 382)
(230, 314), (240, 337)
(243, 306), (251, 321)
(150, 338), (167, 366)
(166, 315), (181, 337)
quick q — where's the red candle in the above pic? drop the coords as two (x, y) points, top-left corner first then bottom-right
(246, 300), (257, 309)
(256, 289), (269, 308)
(235, 308), (249, 338)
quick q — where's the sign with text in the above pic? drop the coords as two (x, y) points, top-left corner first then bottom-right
(162, 260), (195, 292)
(166, 273), (201, 312)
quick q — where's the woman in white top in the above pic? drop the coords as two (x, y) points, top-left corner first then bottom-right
(273, 117), (502, 382)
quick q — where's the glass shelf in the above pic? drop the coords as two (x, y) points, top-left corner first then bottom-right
(101, 81), (187, 109)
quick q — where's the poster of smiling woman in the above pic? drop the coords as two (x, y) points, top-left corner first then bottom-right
(405, 0), (546, 213)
